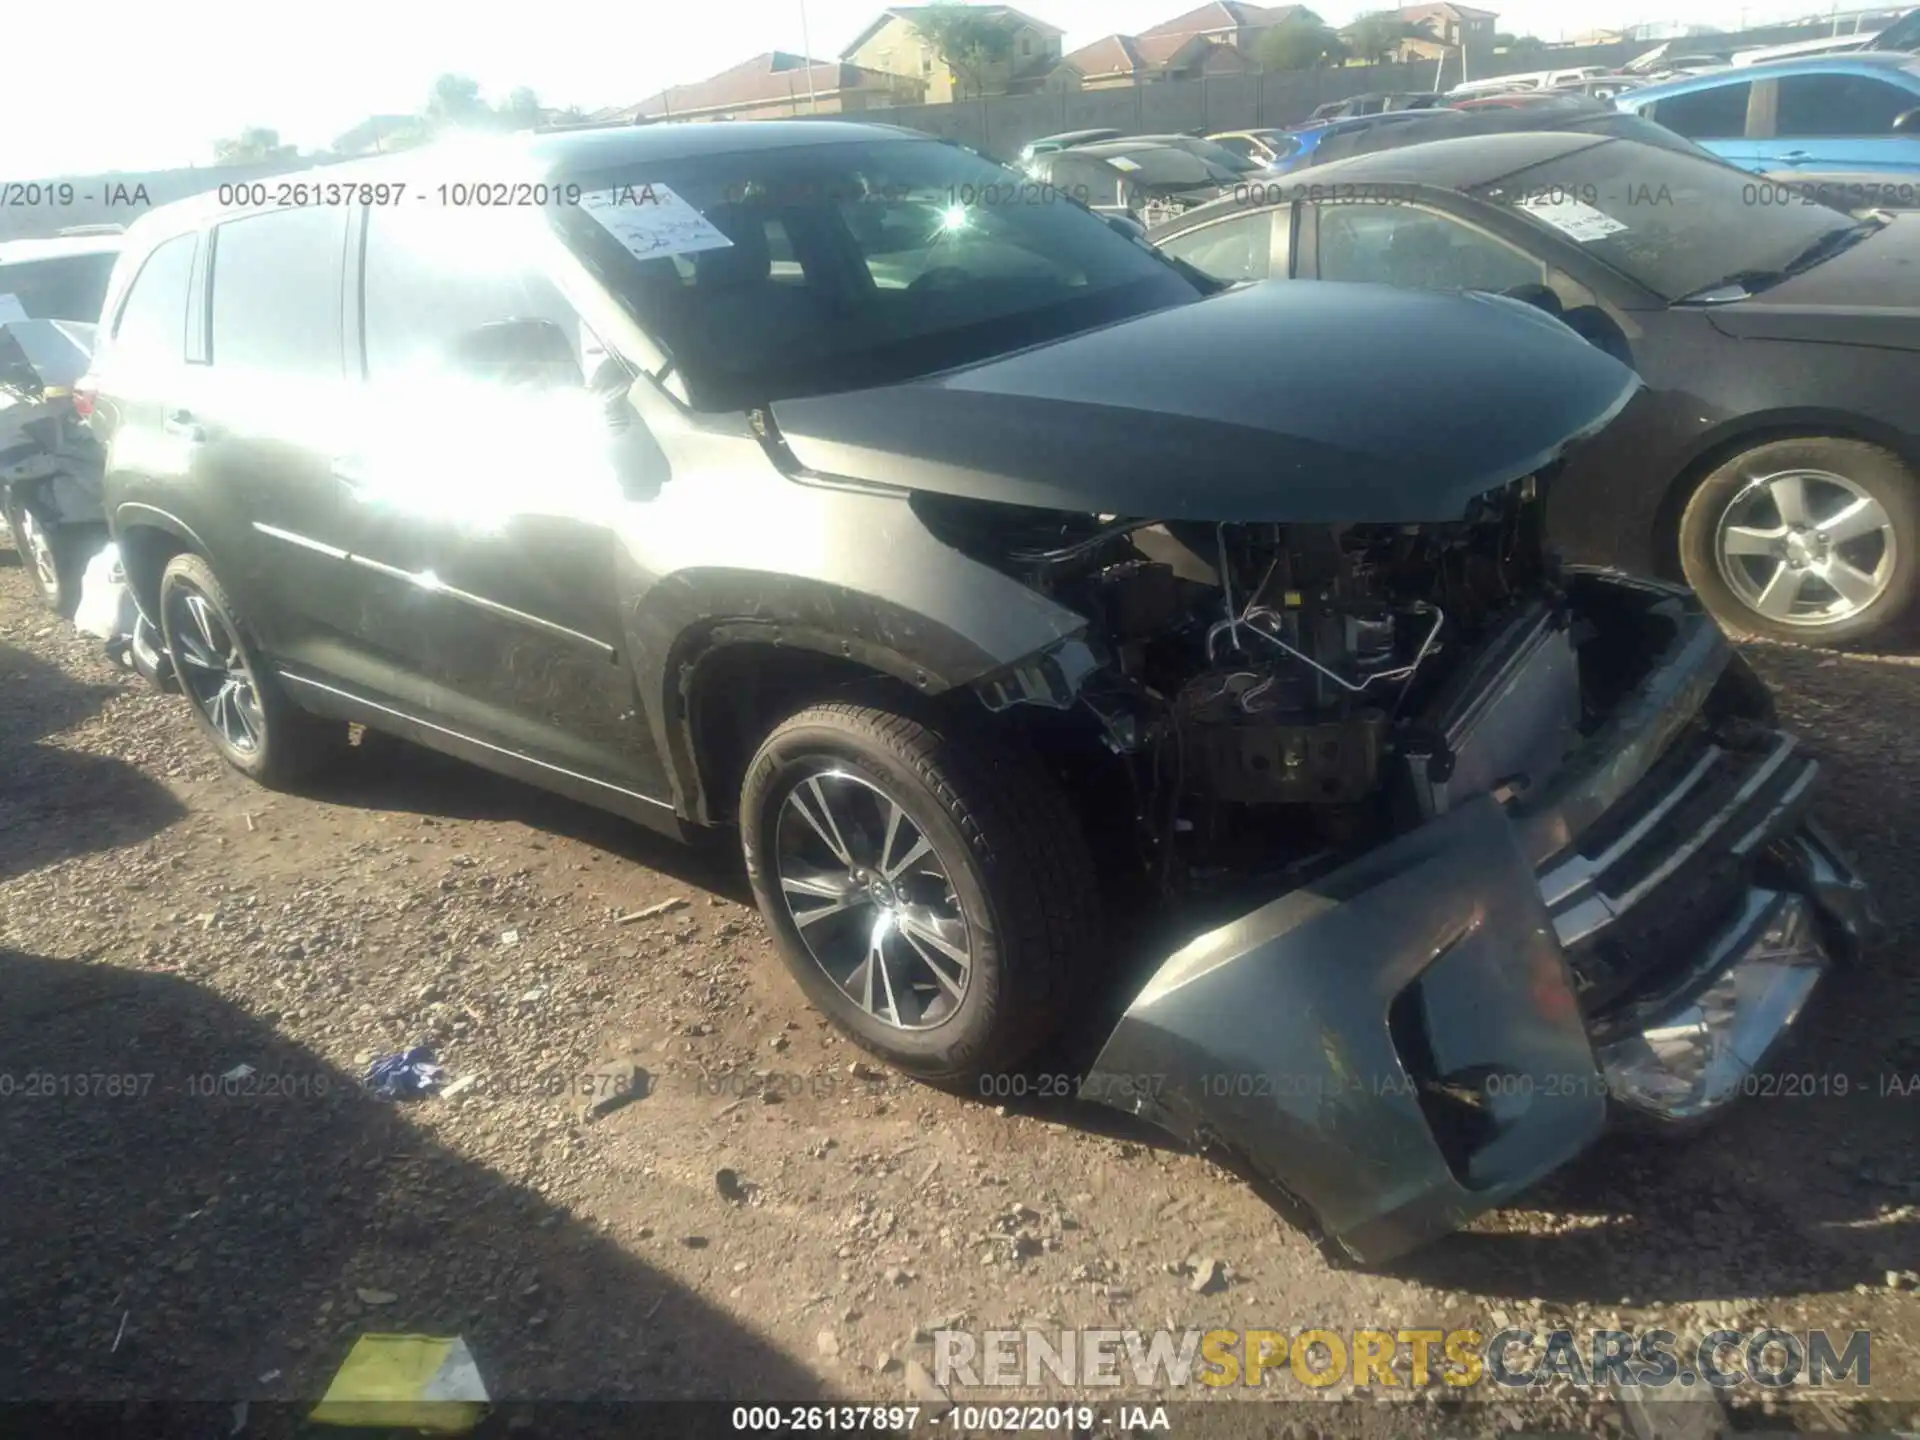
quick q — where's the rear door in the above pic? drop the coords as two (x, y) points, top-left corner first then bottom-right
(1758, 70), (1920, 171)
(188, 205), (359, 679)
(81, 231), (198, 535)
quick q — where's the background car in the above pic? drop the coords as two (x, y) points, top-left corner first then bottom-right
(1279, 98), (1719, 169)
(1132, 132), (1269, 175)
(1304, 91), (1448, 122)
(1208, 127), (1306, 169)
(1730, 6), (1920, 65)
(1261, 110), (1460, 173)
(1151, 131), (1920, 644)
(1026, 137), (1243, 219)
(1017, 128), (1123, 167)
(0, 228), (120, 614)
(1615, 54), (1920, 174)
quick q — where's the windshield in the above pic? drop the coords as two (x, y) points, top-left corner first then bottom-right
(550, 138), (1200, 410)
(1473, 139), (1858, 300)
(0, 252), (118, 323)
(1101, 147), (1240, 189)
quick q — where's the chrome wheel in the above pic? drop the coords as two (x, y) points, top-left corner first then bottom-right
(165, 585), (265, 753)
(773, 769), (972, 1031)
(1715, 468), (1897, 628)
(18, 508), (59, 595)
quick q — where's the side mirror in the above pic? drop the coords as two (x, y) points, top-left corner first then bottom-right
(445, 318), (581, 388)
(1893, 107), (1920, 135)
(1106, 212), (1149, 242)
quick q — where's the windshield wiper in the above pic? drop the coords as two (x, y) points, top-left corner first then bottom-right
(1675, 220), (1882, 304)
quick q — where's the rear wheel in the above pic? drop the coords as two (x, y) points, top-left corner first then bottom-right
(740, 702), (1098, 1087)
(1679, 437), (1916, 645)
(158, 552), (347, 788)
(6, 497), (88, 618)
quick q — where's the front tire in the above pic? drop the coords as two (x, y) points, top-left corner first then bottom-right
(740, 702), (1098, 1087)
(1679, 437), (1916, 645)
(157, 552), (347, 788)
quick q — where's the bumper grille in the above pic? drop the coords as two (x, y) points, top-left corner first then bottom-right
(1536, 722), (1819, 1016)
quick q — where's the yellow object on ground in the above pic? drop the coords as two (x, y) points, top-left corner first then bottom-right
(310, 1333), (490, 1433)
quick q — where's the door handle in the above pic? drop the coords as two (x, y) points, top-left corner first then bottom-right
(330, 456), (369, 489)
(162, 410), (205, 443)
(1777, 149), (1813, 164)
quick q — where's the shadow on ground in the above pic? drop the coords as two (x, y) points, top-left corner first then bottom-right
(0, 643), (186, 884)
(0, 948), (834, 1422)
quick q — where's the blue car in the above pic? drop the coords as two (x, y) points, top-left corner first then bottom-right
(1615, 54), (1920, 175)
(1266, 111), (1454, 174)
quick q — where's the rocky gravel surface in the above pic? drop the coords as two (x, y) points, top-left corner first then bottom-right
(2, 552), (1917, 1435)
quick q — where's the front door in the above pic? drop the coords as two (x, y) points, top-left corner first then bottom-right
(336, 198), (656, 796)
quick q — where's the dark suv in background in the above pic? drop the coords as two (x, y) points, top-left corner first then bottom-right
(83, 123), (1873, 1265)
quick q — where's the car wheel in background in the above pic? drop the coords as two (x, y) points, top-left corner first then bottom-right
(157, 552), (348, 788)
(740, 701), (1098, 1088)
(6, 498), (88, 618)
(1679, 437), (1917, 646)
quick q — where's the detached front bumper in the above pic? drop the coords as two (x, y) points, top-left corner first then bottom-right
(1086, 583), (1876, 1266)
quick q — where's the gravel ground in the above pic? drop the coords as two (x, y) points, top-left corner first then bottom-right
(2, 549), (1917, 1435)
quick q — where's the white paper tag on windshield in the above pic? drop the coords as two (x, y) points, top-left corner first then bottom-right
(578, 183), (734, 261)
(1516, 196), (1627, 243)
(0, 294), (28, 324)
(1107, 156), (1142, 172)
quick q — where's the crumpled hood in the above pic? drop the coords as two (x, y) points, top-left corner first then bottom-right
(1705, 214), (1920, 352)
(770, 281), (1640, 523)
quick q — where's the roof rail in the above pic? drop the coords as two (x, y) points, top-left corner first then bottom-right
(55, 223), (128, 237)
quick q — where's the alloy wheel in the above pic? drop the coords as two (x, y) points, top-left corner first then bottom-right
(1715, 468), (1897, 629)
(17, 508), (59, 595)
(772, 768), (973, 1031)
(165, 585), (266, 754)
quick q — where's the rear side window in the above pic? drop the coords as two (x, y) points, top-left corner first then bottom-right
(210, 208), (346, 376)
(0, 252), (118, 323)
(360, 202), (583, 379)
(1775, 74), (1916, 135)
(1649, 80), (1752, 138)
(110, 233), (196, 361)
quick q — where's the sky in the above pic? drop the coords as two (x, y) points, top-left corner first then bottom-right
(1, 0), (1860, 177)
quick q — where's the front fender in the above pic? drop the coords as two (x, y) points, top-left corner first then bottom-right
(1086, 794), (1606, 1266)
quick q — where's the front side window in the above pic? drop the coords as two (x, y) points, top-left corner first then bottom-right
(110, 233), (196, 361)
(209, 207), (345, 376)
(361, 201), (589, 381)
(1775, 74), (1917, 135)
(1649, 80), (1752, 139)
(550, 137), (1198, 408)
(1316, 203), (1544, 292)
(1160, 210), (1276, 283)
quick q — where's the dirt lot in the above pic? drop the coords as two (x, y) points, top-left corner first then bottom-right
(2, 546), (1918, 1435)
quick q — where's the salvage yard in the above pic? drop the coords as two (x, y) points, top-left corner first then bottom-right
(2, 548), (1918, 1432)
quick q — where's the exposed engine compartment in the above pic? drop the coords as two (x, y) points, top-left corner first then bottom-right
(928, 480), (1586, 885)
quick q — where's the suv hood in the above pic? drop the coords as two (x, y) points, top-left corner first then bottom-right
(1705, 214), (1920, 352)
(770, 281), (1640, 523)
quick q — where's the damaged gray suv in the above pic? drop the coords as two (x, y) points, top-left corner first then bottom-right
(87, 123), (1875, 1264)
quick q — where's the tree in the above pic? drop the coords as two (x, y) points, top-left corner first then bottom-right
(1342, 11), (1436, 64)
(499, 86), (544, 129)
(211, 126), (297, 165)
(1258, 15), (1349, 69)
(910, 2), (1017, 99)
(1506, 33), (1548, 55)
(425, 73), (490, 130)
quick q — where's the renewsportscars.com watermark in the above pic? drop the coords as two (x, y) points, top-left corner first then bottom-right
(933, 1327), (1873, 1392)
